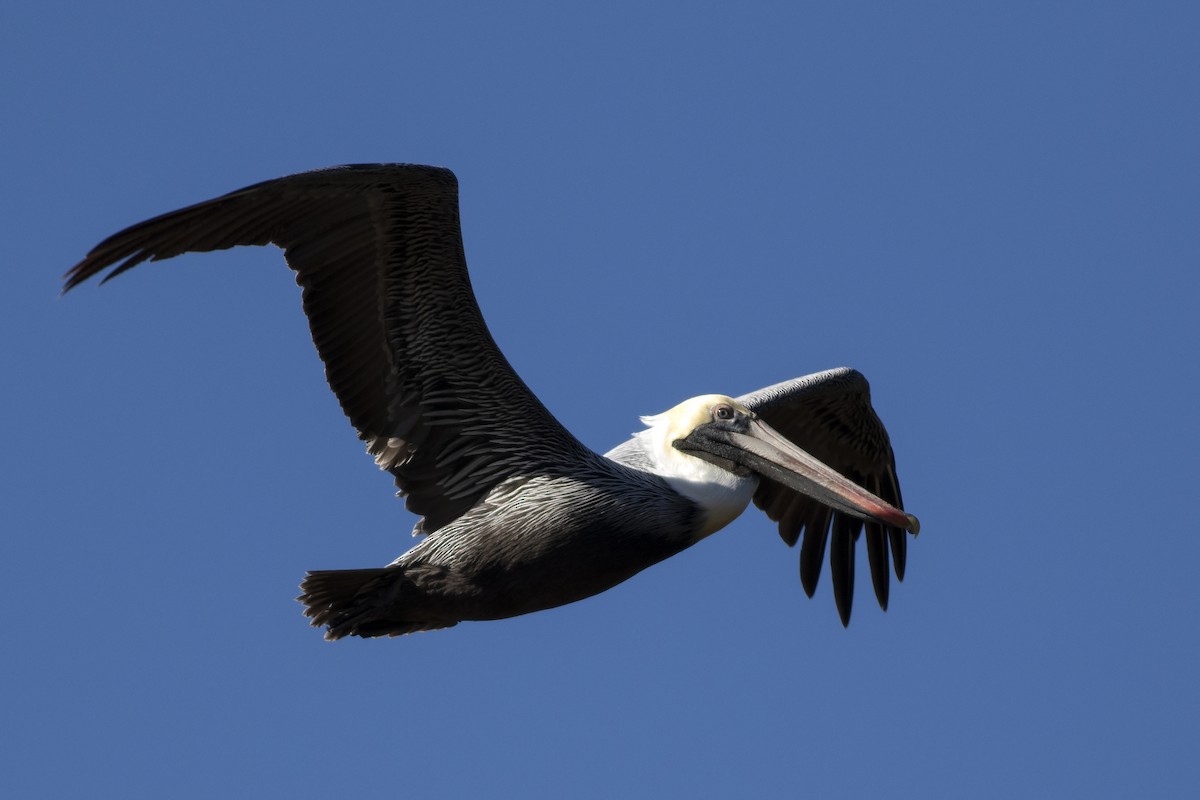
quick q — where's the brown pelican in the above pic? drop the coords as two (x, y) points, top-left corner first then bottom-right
(64, 164), (920, 639)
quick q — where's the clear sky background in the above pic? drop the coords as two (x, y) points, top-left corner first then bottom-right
(4, 3), (1198, 798)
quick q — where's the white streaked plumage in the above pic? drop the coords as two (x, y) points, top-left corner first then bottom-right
(64, 164), (919, 638)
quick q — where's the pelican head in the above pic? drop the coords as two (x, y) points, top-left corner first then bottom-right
(640, 394), (918, 538)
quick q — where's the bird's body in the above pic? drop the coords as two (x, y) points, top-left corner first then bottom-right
(65, 164), (919, 639)
(311, 454), (702, 637)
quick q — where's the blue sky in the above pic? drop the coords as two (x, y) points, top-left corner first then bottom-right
(4, 2), (1198, 797)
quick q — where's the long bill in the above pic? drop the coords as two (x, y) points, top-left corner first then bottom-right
(695, 418), (920, 535)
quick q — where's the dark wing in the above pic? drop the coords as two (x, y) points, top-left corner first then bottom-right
(64, 164), (595, 535)
(737, 368), (910, 626)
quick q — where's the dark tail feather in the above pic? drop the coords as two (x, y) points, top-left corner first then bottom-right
(298, 568), (386, 633)
(297, 567), (456, 640)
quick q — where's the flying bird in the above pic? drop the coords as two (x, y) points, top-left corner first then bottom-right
(64, 164), (920, 639)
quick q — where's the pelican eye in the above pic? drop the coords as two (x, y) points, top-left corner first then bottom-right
(713, 404), (735, 421)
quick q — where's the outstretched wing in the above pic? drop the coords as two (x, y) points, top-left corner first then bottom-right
(737, 368), (911, 626)
(65, 164), (594, 534)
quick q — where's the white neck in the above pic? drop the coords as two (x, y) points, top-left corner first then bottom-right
(632, 420), (758, 540)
